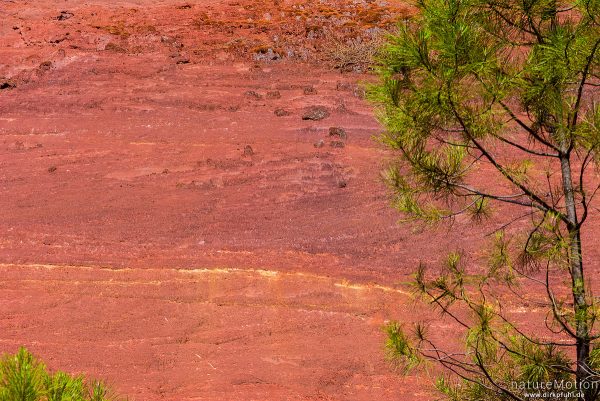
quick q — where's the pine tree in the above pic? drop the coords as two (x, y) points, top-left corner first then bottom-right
(370, 0), (600, 400)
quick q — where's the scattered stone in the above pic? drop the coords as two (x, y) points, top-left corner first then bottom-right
(104, 42), (126, 53)
(36, 61), (53, 77)
(162, 169), (170, 174)
(302, 106), (329, 121)
(330, 141), (345, 148)
(55, 11), (74, 21)
(329, 127), (347, 140)
(303, 86), (317, 95)
(253, 48), (281, 62)
(266, 90), (281, 99)
(48, 166), (57, 173)
(176, 56), (190, 64)
(336, 81), (353, 91)
(300, 126), (320, 135)
(14, 142), (43, 151)
(177, 4), (192, 9)
(0, 79), (15, 90)
(314, 139), (325, 148)
(243, 145), (254, 156)
(338, 179), (348, 188)
(38, 61), (53, 72)
(353, 86), (366, 98)
(334, 100), (352, 114)
(336, 81), (365, 98)
(49, 34), (68, 44)
(245, 90), (263, 100)
(320, 163), (333, 171)
(274, 108), (290, 117)
(161, 35), (176, 45)
(12, 141), (25, 151)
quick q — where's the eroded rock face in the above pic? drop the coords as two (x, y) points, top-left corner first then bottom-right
(0, 2), (454, 401)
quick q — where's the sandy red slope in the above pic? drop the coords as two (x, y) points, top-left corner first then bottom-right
(2, 1), (599, 400)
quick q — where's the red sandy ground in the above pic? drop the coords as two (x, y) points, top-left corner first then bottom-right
(2, 1), (599, 400)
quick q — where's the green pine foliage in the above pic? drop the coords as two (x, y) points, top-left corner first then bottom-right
(371, 0), (600, 399)
(0, 348), (122, 401)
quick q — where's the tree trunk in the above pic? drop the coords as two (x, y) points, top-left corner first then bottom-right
(560, 154), (590, 400)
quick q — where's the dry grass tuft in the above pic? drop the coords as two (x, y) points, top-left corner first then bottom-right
(321, 29), (386, 72)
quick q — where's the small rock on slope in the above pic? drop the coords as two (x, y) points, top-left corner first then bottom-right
(302, 106), (329, 121)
